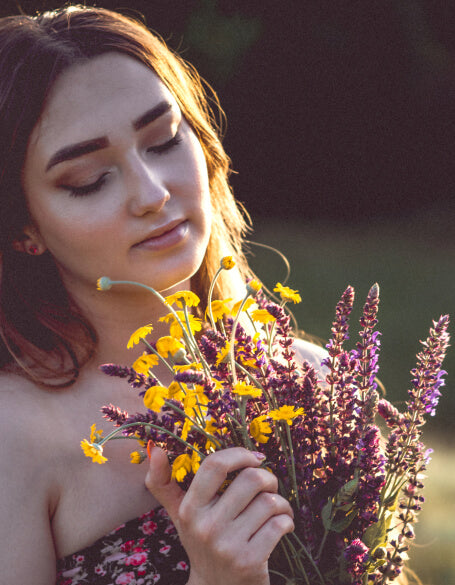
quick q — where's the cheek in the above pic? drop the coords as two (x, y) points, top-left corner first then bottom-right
(30, 195), (120, 259)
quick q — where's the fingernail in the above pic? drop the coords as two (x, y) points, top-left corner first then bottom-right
(147, 440), (155, 459)
(252, 451), (266, 460)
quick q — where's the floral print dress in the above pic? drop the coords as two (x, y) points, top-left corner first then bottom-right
(56, 507), (189, 585)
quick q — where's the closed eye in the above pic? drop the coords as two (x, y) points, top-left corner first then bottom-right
(147, 133), (182, 155)
(61, 172), (109, 198)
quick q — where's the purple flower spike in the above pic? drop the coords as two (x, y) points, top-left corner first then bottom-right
(407, 314), (450, 422)
(344, 538), (369, 584)
(324, 286), (355, 361)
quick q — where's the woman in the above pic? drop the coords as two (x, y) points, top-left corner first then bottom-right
(0, 5), (329, 584)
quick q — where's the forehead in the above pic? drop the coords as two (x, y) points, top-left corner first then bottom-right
(28, 52), (179, 159)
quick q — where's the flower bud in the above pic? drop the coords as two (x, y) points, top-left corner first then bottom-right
(97, 276), (112, 291)
(220, 256), (235, 270)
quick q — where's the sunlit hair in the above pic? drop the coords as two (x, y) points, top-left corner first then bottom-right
(0, 5), (251, 387)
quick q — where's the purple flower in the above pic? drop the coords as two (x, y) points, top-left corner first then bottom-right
(344, 538), (369, 583)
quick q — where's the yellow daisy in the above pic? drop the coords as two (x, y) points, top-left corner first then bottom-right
(207, 298), (232, 322)
(231, 297), (257, 316)
(130, 451), (146, 464)
(171, 453), (192, 482)
(127, 324), (153, 349)
(232, 381), (262, 399)
(165, 290), (200, 308)
(268, 405), (305, 426)
(251, 308), (277, 324)
(89, 423), (103, 443)
(81, 439), (108, 464)
(167, 381), (186, 401)
(159, 311), (202, 339)
(216, 342), (231, 366)
(249, 415), (272, 443)
(143, 385), (168, 412)
(274, 282), (302, 304)
(173, 362), (204, 372)
(156, 336), (185, 358)
(132, 353), (160, 375)
(246, 279), (262, 295)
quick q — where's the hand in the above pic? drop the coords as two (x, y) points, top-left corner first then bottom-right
(145, 446), (294, 585)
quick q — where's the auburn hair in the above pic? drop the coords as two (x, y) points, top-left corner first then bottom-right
(0, 5), (251, 387)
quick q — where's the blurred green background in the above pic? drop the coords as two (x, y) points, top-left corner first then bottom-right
(3, 1), (454, 582)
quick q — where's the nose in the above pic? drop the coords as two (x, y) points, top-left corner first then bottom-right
(125, 155), (170, 216)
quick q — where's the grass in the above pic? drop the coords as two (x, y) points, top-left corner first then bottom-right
(248, 209), (455, 584)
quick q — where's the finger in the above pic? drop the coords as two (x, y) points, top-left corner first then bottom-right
(233, 491), (294, 540)
(144, 445), (185, 520)
(185, 447), (266, 508)
(215, 466), (278, 521)
(248, 513), (295, 562)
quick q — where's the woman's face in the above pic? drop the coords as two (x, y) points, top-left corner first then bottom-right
(22, 52), (212, 295)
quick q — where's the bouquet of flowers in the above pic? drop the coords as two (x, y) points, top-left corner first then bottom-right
(82, 257), (450, 585)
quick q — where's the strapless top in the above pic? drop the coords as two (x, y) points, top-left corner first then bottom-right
(55, 506), (189, 585)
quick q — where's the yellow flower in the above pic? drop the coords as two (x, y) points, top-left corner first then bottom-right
(231, 297), (257, 316)
(183, 387), (209, 417)
(156, 336), (185, 358)
(81, 439), (108, 464)
(165, 290), (200, 308)
(159, 311), (202, 339)
(220, 256), (236, 270)
(210, 377), (224, 391)
(239, 356), (258, 368)
(96, 276), (112, 291)
(191, 447), (201, 474)
(143, 385), (168, 412)
(89, 423), (103, 443)
(268, 405), (305, 426)
(171, 453), (192, 482)
(204, 418), (224, 450)
(246, 279), (262, 295)
(216, 342), (231, 365)
(232, 381), (262, 399)
(130, 451), (146, 464)
(132, 353), (160, 375)
(127, 324), (154, 348)
(173, 362), (203, 372)
(207, 298), (232, 322)
(168, 381), (186, 401)
(181, 418), (194, 441)
(251, 308), (277, 324)
(274, 282), (302, 304)
(250, 415), (272, 443)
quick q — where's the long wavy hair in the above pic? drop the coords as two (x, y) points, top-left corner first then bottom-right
(0, 5), (251, 387)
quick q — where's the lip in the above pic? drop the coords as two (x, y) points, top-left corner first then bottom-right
(132, 219), (189, 251)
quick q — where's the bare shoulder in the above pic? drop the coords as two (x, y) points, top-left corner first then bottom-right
(292, 337), (328, 374)
(0, 371), (57, 582)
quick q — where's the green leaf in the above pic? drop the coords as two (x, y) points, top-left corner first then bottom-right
(363, 515), (388, 549)
(330, 508), (359, 533)
(321, 498), (333, 530)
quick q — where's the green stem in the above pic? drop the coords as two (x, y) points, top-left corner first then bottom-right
(285, 423), (300, 510)
(228, 291), (251, 386)
(206, 266), (223, 330)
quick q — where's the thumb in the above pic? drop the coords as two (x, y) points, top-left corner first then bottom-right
(145, 443), (184, 520)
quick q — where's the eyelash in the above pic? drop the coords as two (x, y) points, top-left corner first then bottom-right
(64, 133), (183, 198)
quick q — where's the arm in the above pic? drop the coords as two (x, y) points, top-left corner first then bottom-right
(146, 447), (294, 585)
(0, 386), (57, 585)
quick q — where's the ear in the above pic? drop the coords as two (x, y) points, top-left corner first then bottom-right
(11, 225), (47, 256)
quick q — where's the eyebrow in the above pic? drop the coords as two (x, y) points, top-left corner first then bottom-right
(46, 100), (173, 171)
